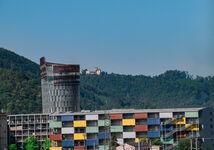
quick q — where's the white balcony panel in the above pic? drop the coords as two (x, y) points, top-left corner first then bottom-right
(123, 132), (136, 138)
(160, 113), (173, 118)
(117, 138), (124, 145)
(61, 127), (74, 134)
(86, 115), (98, 120)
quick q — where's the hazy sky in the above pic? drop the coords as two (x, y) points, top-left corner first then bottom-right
(0, 0), (213, 76)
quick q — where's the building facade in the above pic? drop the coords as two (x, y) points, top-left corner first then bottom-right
(0, 113), (8, 150)
(40, 57), (80, 113)
(48, 108), (214, 150)
(8, 113), (49, 149)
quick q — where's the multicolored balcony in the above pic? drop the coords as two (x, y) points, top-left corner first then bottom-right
(86, 127), (99, 133)
(122, 119), (135, 126)
(161, 138), (174, 144)
(49, 121), (62, 128)
(50, 147), (62, 150)
(73, 133), (87, 140)
(185, 124), (199, 131)
(73, 121), (87, 127)
(172, 118), (186, 124)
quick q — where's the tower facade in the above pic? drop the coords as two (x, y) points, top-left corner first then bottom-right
(40, 57), (80, 113)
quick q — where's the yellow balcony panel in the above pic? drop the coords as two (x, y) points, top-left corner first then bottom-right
(186, 124), (199, 131)
(172, 118), (186, 124)
(122, 119), (135, 126)
(73, 121), (87, 127)
(50, 147), (62, 150)
(74, 133), (87, 140)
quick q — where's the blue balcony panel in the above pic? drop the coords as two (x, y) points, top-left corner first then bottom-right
(61, 115), (74, 121)
(62, 140), (74, 147)
(148, 131), (160, 138)
(86, 139), (99, 146)
(98, 133), (110, 139)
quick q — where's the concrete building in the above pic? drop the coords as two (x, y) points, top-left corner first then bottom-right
(84, 67), (101, 75)
(48, 107), (214, 150)
(0, 113), (8, 150)
(8, 113), (49, 149)
(40, 57), (80, 113)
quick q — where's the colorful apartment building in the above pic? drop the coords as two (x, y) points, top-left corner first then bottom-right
(48, 107), (214, 150)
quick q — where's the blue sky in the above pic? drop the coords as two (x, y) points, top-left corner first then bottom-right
(0, 0), (213, 76)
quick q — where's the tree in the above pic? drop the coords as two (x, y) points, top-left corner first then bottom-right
(43, 137), (50, 150)
(9, 144), (17, 150)
(151, 138), (163, 146)
(176, 138), (209, 150)
(22, 136), (40, 150)
(110, 134), (119, 150)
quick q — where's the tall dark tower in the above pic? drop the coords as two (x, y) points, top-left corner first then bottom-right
(40, 57), (80, 113)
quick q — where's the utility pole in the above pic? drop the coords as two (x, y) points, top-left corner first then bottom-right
(93, 142), (96, 150)
(83, 134), (86, 150)
(190, 138), (193, 150)
(195, 137), (198, 150)
(104, 99), (110, 150)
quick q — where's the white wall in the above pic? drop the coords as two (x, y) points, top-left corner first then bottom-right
(159, 112), (173, 118)
(86, 115), (98, 120)
(61, 127), (74, 134)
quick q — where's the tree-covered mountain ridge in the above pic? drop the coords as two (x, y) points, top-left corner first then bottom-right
(0, 47), (214, 114)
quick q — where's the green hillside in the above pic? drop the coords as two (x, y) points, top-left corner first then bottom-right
(0, 47), (214, 114)
(0, 48), (40, 78)
(80, 71), (214, 110)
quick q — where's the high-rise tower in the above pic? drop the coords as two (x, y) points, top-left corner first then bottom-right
(40, 57), (80, 113)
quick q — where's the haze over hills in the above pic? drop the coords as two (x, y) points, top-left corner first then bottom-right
(0, 47), (214, 114)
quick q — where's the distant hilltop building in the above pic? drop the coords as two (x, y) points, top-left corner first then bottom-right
(81, 67), (101, 75)
(40, 57), (80, 113)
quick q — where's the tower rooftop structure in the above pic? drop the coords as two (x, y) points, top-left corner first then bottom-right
(40, 57), (80, 113)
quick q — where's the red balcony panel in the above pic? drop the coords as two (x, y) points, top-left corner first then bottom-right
(134, 113), (148, 119)
(110, 114), (123, 120)
(135, 125), (148, 132)
(49, 134), (62, 141)
(74, 146), (86, 150)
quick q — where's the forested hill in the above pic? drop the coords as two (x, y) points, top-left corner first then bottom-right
(0, 48), (41, 114)
(0, 47), (214, 114)
(0, 48), (40, 78)
(80, 72), (214, 110)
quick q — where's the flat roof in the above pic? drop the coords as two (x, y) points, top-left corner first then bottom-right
(8, 107), (210, 117)
(8, 113), (50, 117)
(50, 107), (206, 116)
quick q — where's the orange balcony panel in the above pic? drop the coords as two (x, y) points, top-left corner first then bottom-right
(134, 113), (148, 119)
(74, 146), (87, 150)
(50, 134), (62, 141)
(135, 125), (148, 132)
(176, 134), (186, 138)
(110, 114), (123, 120)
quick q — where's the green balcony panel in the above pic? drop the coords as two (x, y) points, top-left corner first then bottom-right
(86, 127), (99, 133)
(49, 121), (62, 128)
(161, 138), (174, 144)
(185, 112), (199, 118)
(99, 145), (109, 150)
(110, 126), (123, 132)
(98, 120), (111, 126)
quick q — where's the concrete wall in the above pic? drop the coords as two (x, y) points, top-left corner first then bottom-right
(0, 114), (7, 150)
(199, 107), (214, 150)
